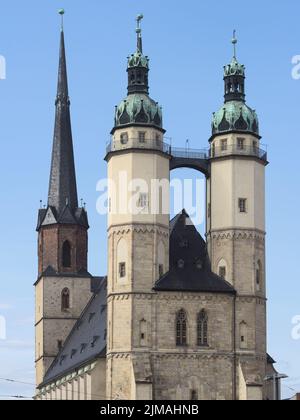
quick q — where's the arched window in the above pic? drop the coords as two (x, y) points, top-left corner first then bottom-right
(217, 258), (228, 281)
(256, 260), (263, 291)
(176, 309), (187, 346)
(197, 310), (208, 347)
(61, 288), (70, 311)
(62, 241), (71, 268)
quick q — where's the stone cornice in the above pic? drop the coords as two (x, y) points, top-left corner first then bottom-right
(108, 223), (169, 238)
(107, 351), (234, 361)
(107, 292), (234, 303)
(207, 228), (266, 242)
(236, 296), (267, 304)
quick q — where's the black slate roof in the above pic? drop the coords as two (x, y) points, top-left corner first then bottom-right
(48, 29), (78, 215)
(41, 277), (107, 387)
(154, 210), (235, 294)
(37, 30), (89, 232)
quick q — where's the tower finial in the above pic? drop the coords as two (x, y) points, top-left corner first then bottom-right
(232, 30), (237, 59)
(136, 14), (144, 53)
(59, 9), (65, 31)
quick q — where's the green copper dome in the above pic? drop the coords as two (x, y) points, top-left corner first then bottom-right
(128, 51), (149, 69)
(112, 15), (164, 134)
(212, 32), (259, 138)
(212, 101), (259, 137)
(114, 93), (163, 130)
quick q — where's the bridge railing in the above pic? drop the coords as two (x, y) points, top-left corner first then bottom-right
(170, 147), (209, 160)
(106, 138), (172, 155)
(106, 140), (267, 162)
(210, 144), (268, 161)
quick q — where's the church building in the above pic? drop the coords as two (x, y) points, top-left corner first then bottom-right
(35, 15), (278, 400)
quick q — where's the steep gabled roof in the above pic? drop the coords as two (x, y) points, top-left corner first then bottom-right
(41, 277), (107, 387)
(155, 210), (235, 294)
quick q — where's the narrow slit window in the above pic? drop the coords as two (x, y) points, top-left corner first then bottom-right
(138, 132), (146, 143)
(237, 137), (245, 150)
(221, 139), (228, 151)
(120, 132), (128, 144)
(138, 193), (148, 208)
(62, 241), (71, 268)
(239, 198), (247, 213)
(119, 262), (126, 278)
(61, 288), (70, 311)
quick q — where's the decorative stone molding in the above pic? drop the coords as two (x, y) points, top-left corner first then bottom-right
(237, 353), (267, 363)
(107, 351), (234, 362)
(107, 292), (233, 304)
(152, 352), (233, 361)
(156, 293), (233, 304)
(236, 296), (267, 304)
(108, 224), (169, 239)
(107, 352), (131, 360)
(208, 229), (265, 243)
(108, 294), (131, 303)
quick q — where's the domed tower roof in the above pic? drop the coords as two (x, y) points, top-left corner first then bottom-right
(211, 31), (260, 140)
(112, 15), (164, 134)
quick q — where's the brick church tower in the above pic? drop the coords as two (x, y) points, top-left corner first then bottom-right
(35, 26), (92, 387)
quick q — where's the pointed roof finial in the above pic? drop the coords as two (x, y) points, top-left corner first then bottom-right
(136, 14), (144, 53)
(59, 9), (65, 31)
(232, 30), (237, 59)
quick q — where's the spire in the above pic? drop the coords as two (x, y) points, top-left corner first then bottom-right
(48, 13), (78, 215)
(223, 30), (246, 103)
(59, 8), (65, 31)
(232, 30), (237, 59)
(127, 14), (149, 95)
(136, 14), (143, 53)
(211, 31), (260, 139)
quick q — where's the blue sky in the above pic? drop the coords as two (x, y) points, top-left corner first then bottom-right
(0, 0), (299, 399)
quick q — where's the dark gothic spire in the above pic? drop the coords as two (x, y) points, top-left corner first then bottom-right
(48, 26), (78, 215)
